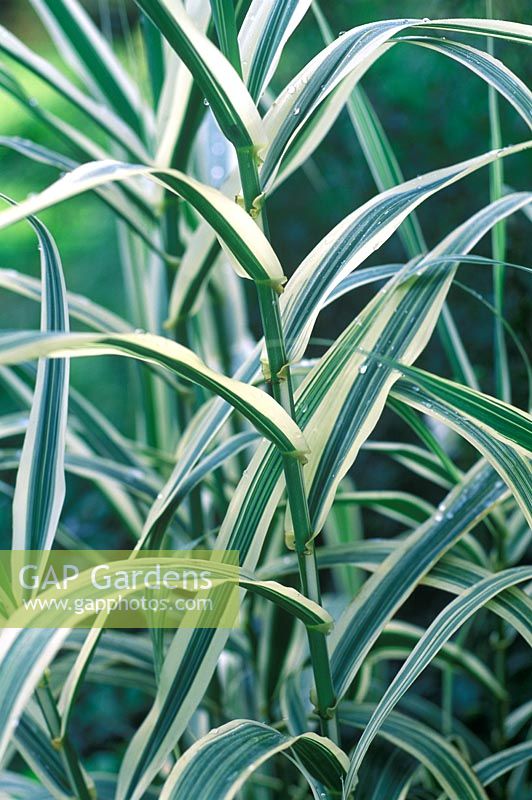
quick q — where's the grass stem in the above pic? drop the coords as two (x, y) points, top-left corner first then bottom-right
(237, 145), (338, 740)
(36, 671), (94, 800)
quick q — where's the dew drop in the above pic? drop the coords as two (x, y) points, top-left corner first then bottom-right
(293, 106), (301, 116)
(434, 512), (443, 522)
(210, 165), (225, 182)
(203, 98), (209, 106)
(134, 327), (146, 334)
(358, 363), (368, 374)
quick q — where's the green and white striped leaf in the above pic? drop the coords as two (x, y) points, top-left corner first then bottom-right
(362, 440), (455, 488)
(0, 628), (72, 762)
(416, 18), (532, 42)
(0, 160), (285, 288)
(392, 365), (532, 455)
(369, 620), (505, 699)
(0, 266), (132, 333)
(10, 213), (69, 552)
(1, 448), (162, 506)
(362, 749), (415, 800)
(165, 222), (222, 325)
(261, 19), (532, 188)
(392, 377), (532, 526)
(261, 18), (417, 188)
(330, 462), (508, 699)
(239, 0), (312, 101)
(0, 331), (307, 458)
(0, 26), (148, 160)
(168, 147), (529, 334)
(132, 16), (532, 322)
(96, 475), (505, 795)
(284, 11), (531, 207)
(0, 67), (121, 164)
(155, 48), (196, 168)
(400, 36), (532, 132)
(326, 490), (433, 527)
(0, 137), (164, 255)
(1, 555), (330, 636)
(304, 23), (511, 396)
(284, 191), (531, 538)
(135, 0), (266, 152)
(506, 701), (532, 740)
(136, 378), (258, 547)
(14, 709), (72, 800)
(0, 571), (329, 763)
(344, 81), (424, 259)
(0, 771), (52, 800)
(475, 742), (532, 786)
(114, 351), (354, 793)
(2, 9), (530, 798)
(344, 567), (532, 795)
(278, 145), (531, 364)
(153, 431), (258, 518)
(116, 188), (530, 797)
(340, 704), (488, 800)
(236, 576), (333, 633)
(159, 719), (348, 799)
(0, 363), (150, 536)
(260, 521), (532, 643)
(29, 0), (149, 135)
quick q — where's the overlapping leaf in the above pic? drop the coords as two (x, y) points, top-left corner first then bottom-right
(344, 567), (532, 794)
(0, 160), (285, 288)
(135, 0), (266, 151)
(0, 331), (307, 458)
(9, 212), (69, 552)
(159, 719), (348, 799)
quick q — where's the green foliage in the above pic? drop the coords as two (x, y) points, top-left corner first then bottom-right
(0, 1), (530, 798)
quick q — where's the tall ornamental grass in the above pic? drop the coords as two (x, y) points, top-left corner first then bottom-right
(0, 1), (530, 798)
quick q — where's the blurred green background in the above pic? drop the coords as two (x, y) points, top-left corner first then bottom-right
(0, 0), (530, 775)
